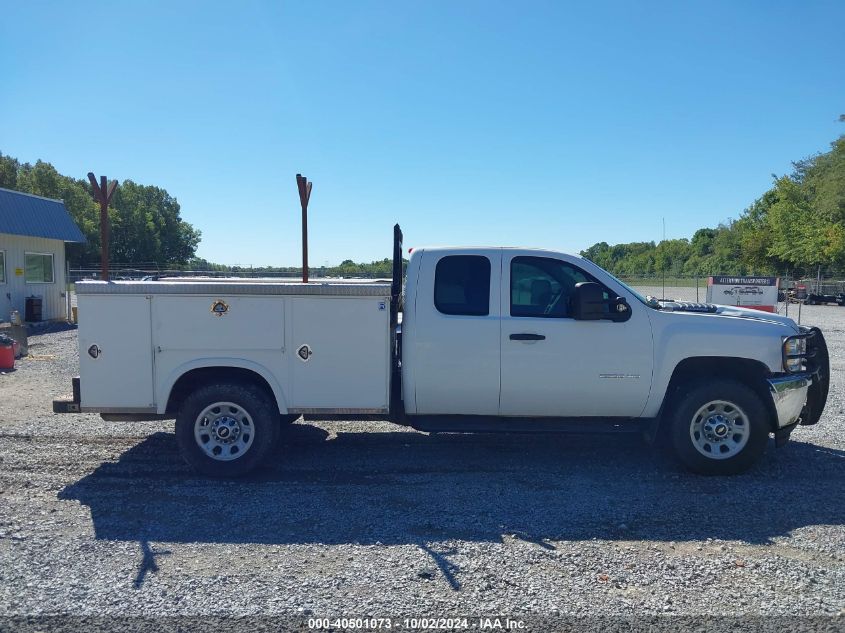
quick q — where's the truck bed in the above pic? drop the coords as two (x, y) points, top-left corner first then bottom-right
(75, 279), (392, 296)
(74, 279), (393, 416)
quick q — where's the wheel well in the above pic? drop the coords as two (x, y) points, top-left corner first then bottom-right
(662, 357), (778, 431)
(166, 367), (278, 415)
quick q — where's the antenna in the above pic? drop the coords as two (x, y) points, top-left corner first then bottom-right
(661, 217), (666, 300)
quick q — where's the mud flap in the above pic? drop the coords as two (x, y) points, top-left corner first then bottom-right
(801, 327), (829, 426)
(775, 423), (797, 448)
(52, 377), (81, 413)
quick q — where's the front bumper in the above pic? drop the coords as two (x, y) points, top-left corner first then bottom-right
(801, 326), (830, 426)
(766, 374), (811, 429)
(767, 326), (830, 432)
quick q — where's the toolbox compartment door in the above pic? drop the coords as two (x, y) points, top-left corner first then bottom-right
(289, 297), (390, 412)
(78, 295), (155, 410)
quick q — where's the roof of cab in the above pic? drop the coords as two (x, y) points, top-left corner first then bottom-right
(409, 245), (583, 258)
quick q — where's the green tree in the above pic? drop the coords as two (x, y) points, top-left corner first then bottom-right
(690, 228), (716, 257)
(765, 176), (844, 271)
(0, 152), (201, 267)
(108, 181), (201, 265)
(0, 153), (20, 189)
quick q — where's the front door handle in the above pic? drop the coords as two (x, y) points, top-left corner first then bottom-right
(509, 333), (546, 341)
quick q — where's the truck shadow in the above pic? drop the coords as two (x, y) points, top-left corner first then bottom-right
(59, 423), (845, 547)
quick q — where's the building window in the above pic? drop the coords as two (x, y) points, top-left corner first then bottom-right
(434, 255), (491, 316)
(0, 251), (5, 283)
(25, 252), (55, 284)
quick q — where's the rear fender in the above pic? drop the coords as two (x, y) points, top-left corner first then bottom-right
(158, 358), (290, 415)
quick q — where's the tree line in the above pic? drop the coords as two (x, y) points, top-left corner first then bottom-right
(581, 133), (845, 278)
(187, 257), (401, 278)
(0, 154), (201, 267)
(4, 131), (843, 277)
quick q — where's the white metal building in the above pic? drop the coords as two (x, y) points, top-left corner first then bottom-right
(0, 187), (86, 322)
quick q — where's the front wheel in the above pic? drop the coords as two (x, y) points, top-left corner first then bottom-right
(669, 380), (769, 475)
(175, 382), (279, 477)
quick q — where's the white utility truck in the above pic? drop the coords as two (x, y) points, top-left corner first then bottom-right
(54, 226), (830, 476)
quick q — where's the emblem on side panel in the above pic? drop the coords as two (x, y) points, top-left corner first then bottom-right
(210, 300), (229, 316)
(87, 344), (101, 359)
(297, 344), (313, 362)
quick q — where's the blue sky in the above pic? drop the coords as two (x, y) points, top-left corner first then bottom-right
(2, 1), (843, 267)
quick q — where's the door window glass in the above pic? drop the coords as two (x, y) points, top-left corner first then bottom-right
(511, 256), (598, 318)
(435, 255), (491, 316)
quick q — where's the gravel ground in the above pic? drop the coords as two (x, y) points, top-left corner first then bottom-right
(0, 308), (844, 630)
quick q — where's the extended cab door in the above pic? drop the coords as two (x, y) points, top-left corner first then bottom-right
(499, 254), (653, 418)
(407, 250), (502, 415)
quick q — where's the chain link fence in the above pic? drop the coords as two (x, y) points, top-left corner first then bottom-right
(67, 267), (392, 283)
(618, 273), (845, 315)
(616, 275), (709, 304)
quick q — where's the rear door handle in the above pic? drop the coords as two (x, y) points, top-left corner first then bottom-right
(509, 333), (546, 341)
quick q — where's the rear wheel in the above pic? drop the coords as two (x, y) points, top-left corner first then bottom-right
(175, 382), (278, 477)
(669, 380), (769, 475)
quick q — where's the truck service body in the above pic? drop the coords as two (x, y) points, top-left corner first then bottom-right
(55, 226), (830, 476)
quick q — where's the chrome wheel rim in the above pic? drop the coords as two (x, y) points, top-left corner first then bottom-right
(689, 400), (750, 460)
(194, 401), (255, 461)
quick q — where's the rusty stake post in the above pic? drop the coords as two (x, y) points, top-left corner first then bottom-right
(88, 172), (118, 281)
(296, 174), (313, 283)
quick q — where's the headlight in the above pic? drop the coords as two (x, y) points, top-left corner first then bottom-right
(782, 336), (807, 373)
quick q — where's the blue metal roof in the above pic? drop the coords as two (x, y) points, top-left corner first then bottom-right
(0, 187), (86, 242)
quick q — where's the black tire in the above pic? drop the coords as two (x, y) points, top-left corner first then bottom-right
(175, 382), (279, 477)
(669, 379), (769, 475)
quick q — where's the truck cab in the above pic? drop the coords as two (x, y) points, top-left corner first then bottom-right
(402, 248), (652, 419)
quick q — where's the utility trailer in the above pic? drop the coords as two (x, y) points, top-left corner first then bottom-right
(804, 293), (845, 306)
(55, 225), (829, 477)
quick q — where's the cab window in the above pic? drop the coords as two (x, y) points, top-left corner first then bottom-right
(511, 256), (606, 318)
(435, 255), (491, 316)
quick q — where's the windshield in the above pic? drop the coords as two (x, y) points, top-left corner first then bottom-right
(602, 271), (659, 308)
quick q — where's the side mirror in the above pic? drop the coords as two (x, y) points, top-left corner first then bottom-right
(612, 297), (632, 321)
(571, 282), (605, 320)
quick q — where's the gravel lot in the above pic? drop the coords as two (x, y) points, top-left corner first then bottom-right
(1, 307), (844, 629)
